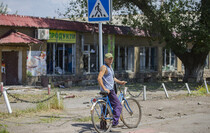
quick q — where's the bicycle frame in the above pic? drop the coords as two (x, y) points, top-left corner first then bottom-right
(91, 95), (112, 120)
(91, 86), (133, 121)
(118, 87), (134, 115)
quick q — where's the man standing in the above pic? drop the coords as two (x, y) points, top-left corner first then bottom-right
(97, 53), (127, 127)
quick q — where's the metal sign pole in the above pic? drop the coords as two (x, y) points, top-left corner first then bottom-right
(88, 0), (112, 67)
(99, 22), (103, 67)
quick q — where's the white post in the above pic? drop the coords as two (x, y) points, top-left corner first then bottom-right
(57, 91), (60, 106)
(204, 80), (209, 93)
(143, 86), (146, 101)
(162, 83), (169, 98)
(99, 22), (103, 67)
(48, 84), (51, 95)
(2, 87), (12, 114)
(185, 83), (191, 94)
(1, 82), (3, 92)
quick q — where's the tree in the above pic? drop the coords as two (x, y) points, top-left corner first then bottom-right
(0, 2), (8, 14)
(59, 0), (210, 82)
(114, 0), (210, 83)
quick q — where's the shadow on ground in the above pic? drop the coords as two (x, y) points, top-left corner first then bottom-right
(72, 123), (96, 133)
(72, 123), (123, 133)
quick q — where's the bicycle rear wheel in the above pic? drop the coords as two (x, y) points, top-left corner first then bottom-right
(121, 98), (141, 128)
(91, 100), (113, 133)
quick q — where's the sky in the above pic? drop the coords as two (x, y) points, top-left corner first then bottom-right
(0, 0), (69, 18)
(1, 0), (201, 18)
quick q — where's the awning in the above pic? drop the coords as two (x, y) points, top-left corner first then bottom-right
(0, 30), (42, 44)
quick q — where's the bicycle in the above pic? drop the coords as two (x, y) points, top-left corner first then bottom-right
(90, 85), (142, 133)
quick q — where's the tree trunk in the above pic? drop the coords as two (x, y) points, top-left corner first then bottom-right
(177, 52), (208, 83)
(183, 63), (205, 83)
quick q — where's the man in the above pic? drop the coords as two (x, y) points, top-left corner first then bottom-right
(97, 53), (127, 127)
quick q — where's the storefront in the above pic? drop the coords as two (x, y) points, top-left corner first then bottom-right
(0, 30), (42, 85)
(46, 30), (76, 75)
(0, 14), (210, 86)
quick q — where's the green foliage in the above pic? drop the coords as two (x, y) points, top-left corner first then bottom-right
(27, 71), (32, 77)
(57, 0), (88, 21)
(36, 96), (64, 111)
(0, 124), (9, 133)
(59, 0), (210, 82)
(0, 2), (8, 14)
(192, 84), (210, 96)
(0, 95), (63, 119)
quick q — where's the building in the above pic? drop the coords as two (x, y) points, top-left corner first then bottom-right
(0, 14), (209, 86)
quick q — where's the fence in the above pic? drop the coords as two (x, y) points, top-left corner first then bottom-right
(0, 83), (59, 114)
(0, 80), (209, 113)
(126, 80), (210, 101)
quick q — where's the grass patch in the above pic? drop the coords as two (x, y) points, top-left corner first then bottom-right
(36, 96), (64, 111)
(40, 115), (61, 123)
(0, 124), (9, 133)
(0, 95), (64, 119)
(73, 116), (92, 122)
(191, 84), (210, 96)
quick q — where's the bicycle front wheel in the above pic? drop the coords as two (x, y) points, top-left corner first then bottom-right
(121, 98), (141, 128)
(91, 100), (113, 133)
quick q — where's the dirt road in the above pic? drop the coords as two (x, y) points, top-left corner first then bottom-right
(1, 87), (210, 133)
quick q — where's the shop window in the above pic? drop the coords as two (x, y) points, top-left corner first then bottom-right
(83, 44), (98, 73)
(140, 47), (157, 71)
(162, 49), (177, 71)
(115, 46), (134, 72)
(47, 43), (75, 74)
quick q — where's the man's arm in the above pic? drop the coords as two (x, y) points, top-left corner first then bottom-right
(114, 77), (127, 85)
(97, 65), (110, 93)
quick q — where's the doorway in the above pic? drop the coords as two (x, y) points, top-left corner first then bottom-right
(2, 51), (19, 85)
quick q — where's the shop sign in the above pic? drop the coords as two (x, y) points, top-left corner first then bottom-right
(47, 30), (76, 43)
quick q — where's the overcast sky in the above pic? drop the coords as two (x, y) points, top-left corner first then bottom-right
(0, 0), (69, 18)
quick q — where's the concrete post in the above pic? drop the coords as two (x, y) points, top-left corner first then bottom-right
(204, 80), (209, 93)
(162, 83), (169, 98)
(185, 83), (191, 94)
(143, 86), (146, 101)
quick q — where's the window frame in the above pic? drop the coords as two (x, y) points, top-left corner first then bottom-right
(47, 43), (76, 75)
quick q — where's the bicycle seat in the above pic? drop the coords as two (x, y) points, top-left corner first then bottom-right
(99, 91), (108, 97)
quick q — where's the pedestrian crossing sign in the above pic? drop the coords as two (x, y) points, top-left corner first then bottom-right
(88, 0), (111, 22)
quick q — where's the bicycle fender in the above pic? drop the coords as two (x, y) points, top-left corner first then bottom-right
(90, 100), (104, 112)
(90, 102), (96, 113)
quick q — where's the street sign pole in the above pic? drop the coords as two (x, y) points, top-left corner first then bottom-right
(88, 0), (111, 68)
(99, 22), (103, 67)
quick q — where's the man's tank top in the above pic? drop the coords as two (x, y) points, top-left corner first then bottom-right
(101, 64), (114, 91)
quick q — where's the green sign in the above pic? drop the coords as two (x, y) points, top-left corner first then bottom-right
(108, 34), (115, 68)
(47, 30), (76, 43)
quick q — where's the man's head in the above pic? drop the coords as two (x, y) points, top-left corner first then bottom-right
(104, 53), (113, 65)
(105, 53), (113, 59)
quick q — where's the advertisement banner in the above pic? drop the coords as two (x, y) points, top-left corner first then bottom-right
(27, 51), (47, 76)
